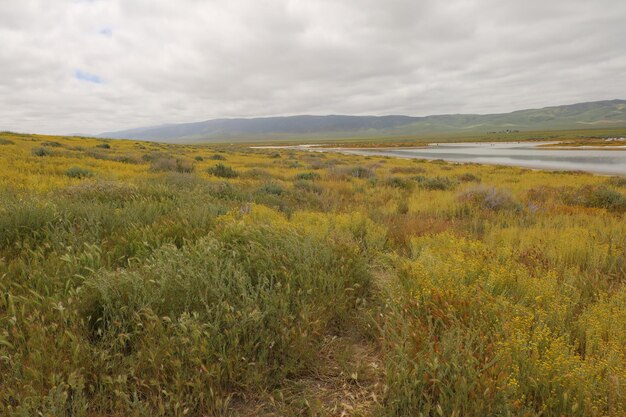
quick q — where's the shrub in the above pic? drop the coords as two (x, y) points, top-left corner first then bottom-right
(390, 166), (426, 174)
(65, 166), (93, 179)
(59, 181), (139, 203)
(563, 185), (626, 212)
(42, 141), (62, 147)
(32, 147), (52, 157)
(243, 168), (272, 179)
(350, 166), (374, 179)
(150, 157), (194, 173)
(458, 186), (521, 211)
(96, 143), (111, 149)
(295, 172), (321, 181)
(294, 179), (322, 194)
(385, 176), (413, 190)
(259, 182), (285, 196)
(209, 154), (226, 160)
(112, 154), (141, 164)
(206, 163), (238, 178)
(269, 152), (281, 158)
(78, 213), (371, 409)
(194, 155), (204, 161)
(415, 175), (457, 190)
(607, 176), (626, 188)
(458, 173), (481, 183)
(0, 138), (14, 145)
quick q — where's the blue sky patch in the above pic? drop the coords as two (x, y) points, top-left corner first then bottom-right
(74, 69), (102, 84)
(99, 27), (113, 37)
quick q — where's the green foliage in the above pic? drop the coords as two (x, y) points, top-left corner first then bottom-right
(608, 176), (626, 187)
(295, 172), (321, 181)
(208, 154), (226, 160)
(415, 175), (457, 190)
(206, 163), (238, 178)
(384, 176), (412, 189)
(258, 182), (285, 196)
(458, 185), (521, 211)
(149, 156), (194, 173)
(458, 172), (481, 182)
(32, 147), (52, 157)
(95, 143), (111, 149)
(350, 166), (374, 179)
(562, 185), (626, 212)
(65, 166), (93, 179)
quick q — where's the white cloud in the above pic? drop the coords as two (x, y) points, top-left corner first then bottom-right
(1, 0), (625, 134)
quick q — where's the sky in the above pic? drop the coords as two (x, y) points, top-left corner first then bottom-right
(1, 0), (625, 135)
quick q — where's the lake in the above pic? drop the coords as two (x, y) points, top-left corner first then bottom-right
(272, 142), (626, 175)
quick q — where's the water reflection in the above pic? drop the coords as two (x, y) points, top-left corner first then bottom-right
(319, 142), (626, 175)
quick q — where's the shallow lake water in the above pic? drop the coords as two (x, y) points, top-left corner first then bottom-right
(269, 142), (626, 175)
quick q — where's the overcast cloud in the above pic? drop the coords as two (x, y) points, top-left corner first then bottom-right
(1, 0), (625, 134)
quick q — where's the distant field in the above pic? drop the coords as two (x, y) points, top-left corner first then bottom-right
(205, 127), (626, 148)
(0, 132), (624, 416)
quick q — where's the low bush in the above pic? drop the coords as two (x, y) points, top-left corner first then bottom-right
(415, 175), (457, 190)
(563, 185), (626, 212)
(390, 166), (426, 174)
(294, 179), (322, 194)
(150, 157), (194, 173)
(0, 138), (14, 145)
(65, 166), (93, 179)
(209, 154), (226, 160)
(259, 182), (285, 196)
(607, 176), (626, 188)
(243, 168), (272, 179)
(295, 172), (321, 181)
(77, 211), (371, 411)
(32, 147), (52, 157)
(206, 163), (238, 178)
(96, 143), (111, 149)
(458, 186), (521, 211)
(457, 172), (481, 182)
(385, 176), (413, 190)
(350, 166), (375, 179)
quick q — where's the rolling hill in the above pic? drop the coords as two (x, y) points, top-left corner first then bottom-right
(99, 99), (626, 142)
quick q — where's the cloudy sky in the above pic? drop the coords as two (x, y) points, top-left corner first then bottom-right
(1, 0), (625, 135)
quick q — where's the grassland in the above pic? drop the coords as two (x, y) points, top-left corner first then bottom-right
(0, 131), (624, 416)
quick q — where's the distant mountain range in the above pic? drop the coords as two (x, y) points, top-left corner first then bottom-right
(99, 99), (626, 142)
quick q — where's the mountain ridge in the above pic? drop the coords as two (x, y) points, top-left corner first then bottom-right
(99, 99), (626, 142)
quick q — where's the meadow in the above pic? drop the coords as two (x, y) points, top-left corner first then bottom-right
(0, 131), (624, 416)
